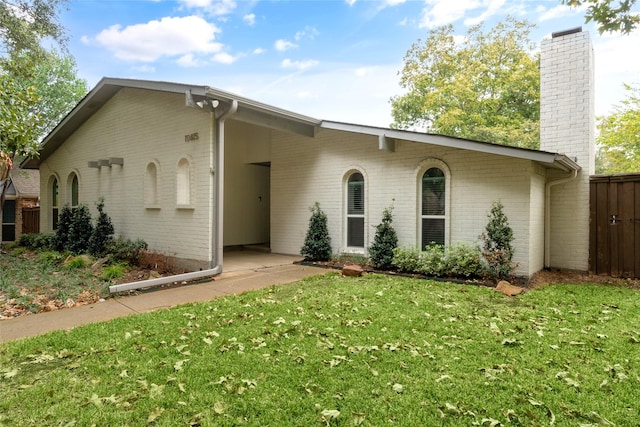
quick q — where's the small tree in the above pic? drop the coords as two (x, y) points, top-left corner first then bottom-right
(368, 205), (398, 270)
(89, 198), (114, 257)
(480, 200), (515, 280)
(300, 202), (332, 261)
(67, 204), (93, 254)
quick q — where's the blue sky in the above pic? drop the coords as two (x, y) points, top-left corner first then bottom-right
(60, 0), (640, 127)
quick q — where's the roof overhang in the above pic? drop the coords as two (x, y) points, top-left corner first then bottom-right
(22, 77), (320, 169)
(320, 121), (581, 173)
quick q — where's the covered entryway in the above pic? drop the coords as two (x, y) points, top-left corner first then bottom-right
(589, 174), (640, 278)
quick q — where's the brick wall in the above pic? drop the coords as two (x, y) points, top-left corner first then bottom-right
(540, 30), (595, 271)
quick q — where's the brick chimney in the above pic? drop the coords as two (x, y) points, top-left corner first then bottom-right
(540, 27), (595, 271)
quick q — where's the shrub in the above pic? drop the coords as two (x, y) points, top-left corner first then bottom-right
(38, 250), (64, 266)
(54, 205), (74, 251)
(446, 243), (485, 278)
(107, 237), (148, 266)
(417, 244), (446, 276)
(89, 199), (115, 257)
(102, 263), (128, 281)
(480, 201), (516, 280)
(65, 255), (90, 269)
(392, 247), (421, 273)
(300, 202), (332, 261)
(68, 205), (94, 254)
(368, 205), (398, 270)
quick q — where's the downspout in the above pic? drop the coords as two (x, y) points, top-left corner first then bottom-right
(109, 99), (239, 294)
(544, 168), (578, 269)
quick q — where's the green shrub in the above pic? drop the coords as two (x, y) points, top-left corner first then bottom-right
(392, 246), (421, 273)
(102, 263), (128, 281)
(9, 246), (27, 256)
(368, 205), (398, 270)
(65, 255), (89, 269)
(300, 202), (332, 261)
(54, 205), (74, 251)
(107, 237), (148, 266)
(417, 244), (446, 276)
(68, 205), (94, 254)
(89, 199), (115, 257)
(480, 201), (516, 280)
(38, 250), (64, 266)
(446, 242), (485, 278)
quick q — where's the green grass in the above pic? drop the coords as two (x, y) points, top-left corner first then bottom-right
(1, 273), (639, 426)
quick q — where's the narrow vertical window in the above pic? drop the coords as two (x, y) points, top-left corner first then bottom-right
(177, 158), (191, 206)
(421, 167), (445, 248)
(145, 162), (158, 207)
(71, 173), (79, 207)
(347, 172), (365, 247)
(52, 177), (59, 230)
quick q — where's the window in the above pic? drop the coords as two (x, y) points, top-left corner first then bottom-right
(421, 167), (445, 248)
(52, 177), (59, 230)
(70, 173), (79, 207)
(145, 162), (159, 207)
(2, 199), (16, 242)
(346, 172), (365, 248)
(177, 158), (191, 206)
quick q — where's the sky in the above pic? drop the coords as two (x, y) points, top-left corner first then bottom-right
(59, 0), (640, 127)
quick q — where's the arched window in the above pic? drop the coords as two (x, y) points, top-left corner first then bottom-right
(145, 162), (159, 207)
(346, 172), (365, 248)
(421, 167), (445, 248)
(51, 177), (59, 230)
(70, 173), (79, 207)
(177, 158), (191, 206)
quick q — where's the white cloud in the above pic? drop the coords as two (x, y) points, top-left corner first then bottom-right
(253, 47), (266, 54)
(94, 16), (222, 62)
(177, 53), (204, 67)
(243, 13), (256, 26)
(275, 39), (297, 51)
(213, 52), (237, 64)
(281, 59), (319, 70)
(419, 0), (507, 29)
(345, 0), (357, 6)
(295, 26), (319, 41)
(179, 0), (237, 16)
(537, 4), (586, 22)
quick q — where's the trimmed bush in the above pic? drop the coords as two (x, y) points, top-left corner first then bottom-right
(417, 244), (446, 276)
(368, 205), (398, 270)
(54, 205), (74, 251)
(300, 202), (332, 261)
(392, 246), (421, 273)
(107, 237), (148, 266)
(446, 243), (485, 278)
(89, 199), (115, 257)
(392, 243), (486, 279)
(67, 204), (94, 254)
(18, 233), (55, 250)
(480, 201), (516, 280)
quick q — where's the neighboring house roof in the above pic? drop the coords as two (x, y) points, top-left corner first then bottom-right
(22, 77), (580, 173)
(8, 167), (40, 198)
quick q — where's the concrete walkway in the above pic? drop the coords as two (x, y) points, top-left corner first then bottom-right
(0, 252), (327, 343)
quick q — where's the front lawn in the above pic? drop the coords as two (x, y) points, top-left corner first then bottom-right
(1, 273), (639, 426)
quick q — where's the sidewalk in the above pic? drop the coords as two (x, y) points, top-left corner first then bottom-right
(1, 258), (328, 343)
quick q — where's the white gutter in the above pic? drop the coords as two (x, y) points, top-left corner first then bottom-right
(544, 168), (579, 268)
(110, 98), (239, 294)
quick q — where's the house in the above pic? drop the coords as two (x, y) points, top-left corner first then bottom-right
(22, 28), (594, 284)
(1, 167), (40, 242)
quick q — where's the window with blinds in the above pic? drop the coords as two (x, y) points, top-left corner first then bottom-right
(347, 172), (364, 247)
(421, 167), (445, 248)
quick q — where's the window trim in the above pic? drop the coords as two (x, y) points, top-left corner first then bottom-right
(145, 160), (162, 209)
(68, 172), (79, 208)
(416, 159), (451, 249)
(49, 174), (60, 231)
(343, 168), (367, 253)
(176, 156), (194, 209)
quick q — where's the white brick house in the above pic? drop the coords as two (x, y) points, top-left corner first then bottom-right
(23, 28), (593, 279)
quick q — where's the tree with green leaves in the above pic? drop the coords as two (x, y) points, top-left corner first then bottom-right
(480, 201), (516, 281)
(596, 84), (640, 173)
(300, 202), (332, 261)
(368, 205), (398, 270)
(391, 17), (540, 149)
(562, 0), (639, 34)
(0, 0), (69, 54)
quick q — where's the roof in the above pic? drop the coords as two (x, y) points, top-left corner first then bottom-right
(22, 77), (580, 173)
(9, 167), (40, 198)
